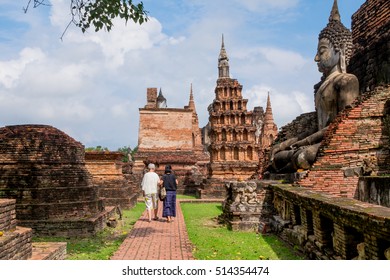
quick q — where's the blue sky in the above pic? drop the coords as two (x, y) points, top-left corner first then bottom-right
(0, 0), (366, 150)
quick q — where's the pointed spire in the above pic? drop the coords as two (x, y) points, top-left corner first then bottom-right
(264, 92), (275, 123)
(218, 34), (230, 78)
(188, 83), (196, 111)
(266, 92), (271, 109)
(219, 34), (227, 60)
(157, 87), (167, 108)
(329, 0), (341, 22)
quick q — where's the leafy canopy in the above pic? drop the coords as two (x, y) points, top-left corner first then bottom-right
(24, 0), (148, 38)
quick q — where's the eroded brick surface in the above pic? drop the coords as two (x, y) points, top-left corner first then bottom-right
(0, 125), (114, 237)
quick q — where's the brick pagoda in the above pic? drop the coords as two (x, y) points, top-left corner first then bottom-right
(133, 87), (209, 194)
(208, 36), (260, 180)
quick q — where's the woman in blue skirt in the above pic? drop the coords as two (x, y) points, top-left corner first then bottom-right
(161, 165), (178, 223)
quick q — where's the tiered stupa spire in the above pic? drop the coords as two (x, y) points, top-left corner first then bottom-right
(218, 34), (230, 78)
(264, 92), (275, 124)
(188, 83), (196, 111)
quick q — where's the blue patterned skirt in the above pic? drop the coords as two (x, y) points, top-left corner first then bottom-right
(162, 190), (176, 217)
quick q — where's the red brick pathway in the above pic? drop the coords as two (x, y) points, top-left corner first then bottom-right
(111, 201), (194, 260)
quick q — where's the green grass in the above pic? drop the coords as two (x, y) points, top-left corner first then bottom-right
(32, 203), (145, 260)
(176, 194), (198, 200)
(181, 203), (304, 260)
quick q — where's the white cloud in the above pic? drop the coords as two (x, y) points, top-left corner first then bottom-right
(234, 0), (300, 12)
(0, 48), (45, 88)
(258, 47), (307, 72)
(244, 84), (313, 128)
(293, 90), (313, 112)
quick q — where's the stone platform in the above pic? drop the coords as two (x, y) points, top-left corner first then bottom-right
(85, 152), (139, 209)
(0, 199), (66, 260)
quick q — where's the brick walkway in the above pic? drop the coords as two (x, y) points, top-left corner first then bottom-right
(111, 201), (194, 260)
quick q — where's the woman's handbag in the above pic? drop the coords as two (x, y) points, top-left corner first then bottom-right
(159, 186), (167, 201)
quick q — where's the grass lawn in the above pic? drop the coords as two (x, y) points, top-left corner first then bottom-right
(181, 203), (304, 260)
(176, 194), (198, 200)
(32, 203), (145, 260)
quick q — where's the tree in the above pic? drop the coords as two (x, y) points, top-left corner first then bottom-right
(24, 0), (148, 38)
(85, 145), (109, 152)
(117, 145), (132, 162)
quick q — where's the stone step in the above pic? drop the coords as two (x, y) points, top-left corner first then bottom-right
(103, 194), (138, 209)
(16, 199), (106, 220)
(0, 226), (32, 260)
(0, 199), (17, 232)
(20, 206), (117, 237)
(0, 186), (99, 204)
(29, 242), (67, 260)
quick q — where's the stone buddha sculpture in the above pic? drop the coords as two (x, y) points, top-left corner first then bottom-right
(270, 0), (359, 173)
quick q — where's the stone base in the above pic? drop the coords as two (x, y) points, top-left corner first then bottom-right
(103, 193), (138, 210)
(0, 226), (32, 260)
(30, 242), (67, 260)
(19, 206), (117, 237)
(99, 186), (139, 209)
(197, 179), (227, 199)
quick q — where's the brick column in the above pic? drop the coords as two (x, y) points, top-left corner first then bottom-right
(313, 212), (334, 249)
(333, 223), (347, 258)
(363, 233), (379, 260)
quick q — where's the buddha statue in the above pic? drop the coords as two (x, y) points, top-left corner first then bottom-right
(269, 0), (359, 173)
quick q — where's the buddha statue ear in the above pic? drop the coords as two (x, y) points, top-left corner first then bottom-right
(339, 43), (347, 73)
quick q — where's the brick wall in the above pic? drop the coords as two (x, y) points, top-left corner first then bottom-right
(299, 86), (390, 197)
(85, 152), (138, 209)
(0, 199), (33, 260)
(138, 109), (194, 150)
(273, 112), (317, 144)
(270, 184), (390, 260)
(146, 88), (157, 109)
(349, 0), (390, 90)
(0, 199), (16, 232)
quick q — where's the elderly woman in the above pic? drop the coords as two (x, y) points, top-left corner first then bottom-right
(141, 163), (160, 222)
(161, 165), (178, 223)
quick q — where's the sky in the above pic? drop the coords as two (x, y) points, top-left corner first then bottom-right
(0, 0), (366, 150)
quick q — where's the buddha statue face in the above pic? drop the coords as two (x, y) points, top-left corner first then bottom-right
(315, 38), (340, 76)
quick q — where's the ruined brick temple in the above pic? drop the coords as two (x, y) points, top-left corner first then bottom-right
(85, 151), (138, 209)
(133, 86), (209, 194)
(1, 0), (388, 261)
(197, 37), (278, 197)
(0, 125), (116, 237)
(221, 0), (390, 260)
(132, 37), (278, 198)
(207, 36), (260, 181)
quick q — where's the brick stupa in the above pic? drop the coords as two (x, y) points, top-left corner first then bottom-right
(0, 125), (115, 237)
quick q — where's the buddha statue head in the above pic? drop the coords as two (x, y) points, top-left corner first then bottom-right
(315, 0), (353, 76)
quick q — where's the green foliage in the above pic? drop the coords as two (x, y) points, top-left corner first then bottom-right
(130, 145), (138, 161)
(181, 203), (304, 260)
(85, 145), (109, 152)
(117, 146), (132, 162)
(32, 203), (145, 260)
(72, 0), (149, 33)
(24, 0), (148, 38)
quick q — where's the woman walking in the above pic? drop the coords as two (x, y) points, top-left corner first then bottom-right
(161, 165), (178, 223)
(141, 163), (160, 222)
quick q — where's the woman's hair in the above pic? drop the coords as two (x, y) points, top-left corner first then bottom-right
(164, 164), (172, 174)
